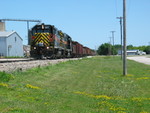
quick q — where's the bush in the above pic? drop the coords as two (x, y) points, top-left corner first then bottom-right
(97, 43), (117, 55)
(0, 72), (14, 82)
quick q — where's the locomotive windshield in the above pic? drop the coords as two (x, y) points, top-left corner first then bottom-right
(32, 25), (52, 35)
(30, 24), (54, 48)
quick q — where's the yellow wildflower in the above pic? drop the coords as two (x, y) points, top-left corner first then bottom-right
(98, 101), (126, 112)
(132, 97), (142, 102)
(74, 91), (86, 95)
(110, 106), (126, 111)
(44, 102), (48, 105)
(98, 101), (112, 106)
(126, 74), (134, 77)
(0, 83), (8, 88)
(132, 97), (150, 101)
(136, 77), (149, 80)
(26, 84), (41, 89)
(117, 111), (127, 113)
(94, 95), (111, 99)
(74, 91), (111, 99)
(141, 98), (150, 100)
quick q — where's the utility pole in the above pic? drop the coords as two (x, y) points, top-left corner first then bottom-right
(123, 0), (127, 75)
(117, 17), (123, 59)
(27, 21), (30, 44)
(110, 31), (115, 56)
(109, 37), (112, 55)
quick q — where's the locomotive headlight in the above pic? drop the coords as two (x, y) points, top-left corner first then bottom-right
(42, 24), (45, 29)
(34, 47), (36, 49)
(47, 47), (49, 49)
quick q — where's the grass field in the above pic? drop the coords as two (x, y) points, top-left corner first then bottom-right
(0, 56), (150, 113)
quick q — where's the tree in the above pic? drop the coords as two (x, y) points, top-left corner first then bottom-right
(97, 43), (117, 55)
(144, 46), (150, 54)
(114, 44), (122, 50)
(127, 45), (134, 50)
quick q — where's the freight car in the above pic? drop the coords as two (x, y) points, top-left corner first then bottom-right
(29, 23), (94, 59)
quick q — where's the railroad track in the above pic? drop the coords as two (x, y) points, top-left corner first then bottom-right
(0, 58), (35, 63)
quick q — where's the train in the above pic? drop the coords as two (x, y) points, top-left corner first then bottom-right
(29, 23), (95, 59)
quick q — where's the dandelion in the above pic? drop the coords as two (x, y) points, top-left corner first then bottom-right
(144, 98), (150, 100)
(98, 101), (112, 106)
(5, 107), (21, 112)
(140, 112), (149, 113)
(26, 84), (41, 89)
(0, 83), (8, 88)
(98, 101), (126, 112)
(74, 91), (86, 95)
(126, 74), (134, 77)
(132, 97), (150, 102)
(44, 102), (48, 105)
(131, 97), (142, 102)
(74, 91), (111, 100)
(98, 101), (113, 110)
(136, 77), (150, 80)
(117, 111), (127, 113)
(110, 106), (126, 111)
(94, 95), (111, 99)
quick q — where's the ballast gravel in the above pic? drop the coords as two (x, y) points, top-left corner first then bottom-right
(0, 58), (80, 73)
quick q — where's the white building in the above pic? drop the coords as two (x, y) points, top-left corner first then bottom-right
(126, 50), (139, 55)
(0, 31), (23, 57)
(118, 49), (146, 55)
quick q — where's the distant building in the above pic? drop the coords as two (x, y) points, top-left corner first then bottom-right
(0, 22), (5, 31)
(0, 31), (23, 57)
(127, 50), (139, 55)
(118, 49), (146, 55)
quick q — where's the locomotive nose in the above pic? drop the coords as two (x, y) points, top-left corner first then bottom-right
(37, 43), (44, 47)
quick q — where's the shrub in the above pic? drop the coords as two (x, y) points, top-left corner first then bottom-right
(0, 71), (14, 82)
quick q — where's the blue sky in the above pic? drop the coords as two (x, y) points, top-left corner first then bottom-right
(0, 0), (150, 49)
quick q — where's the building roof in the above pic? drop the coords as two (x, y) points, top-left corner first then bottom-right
(0, 31), (15, 37)
(0, 31), (23, 40)
(127, 50), (139, 52)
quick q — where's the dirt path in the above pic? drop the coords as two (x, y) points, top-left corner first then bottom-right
(127, 56), (150, 65)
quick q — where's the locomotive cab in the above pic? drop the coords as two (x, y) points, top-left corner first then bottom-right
(30, 24), (54, 59)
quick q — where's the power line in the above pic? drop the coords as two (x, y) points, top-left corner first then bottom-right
(0, 18), (41, 23)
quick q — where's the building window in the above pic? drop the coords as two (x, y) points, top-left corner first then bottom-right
(15, 37), (17, 42)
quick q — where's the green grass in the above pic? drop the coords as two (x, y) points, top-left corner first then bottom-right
(6, 56), (24, 58)
(0, 56), (150, 113)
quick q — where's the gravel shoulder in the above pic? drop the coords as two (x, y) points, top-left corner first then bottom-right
(127, 55), (150, 65)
